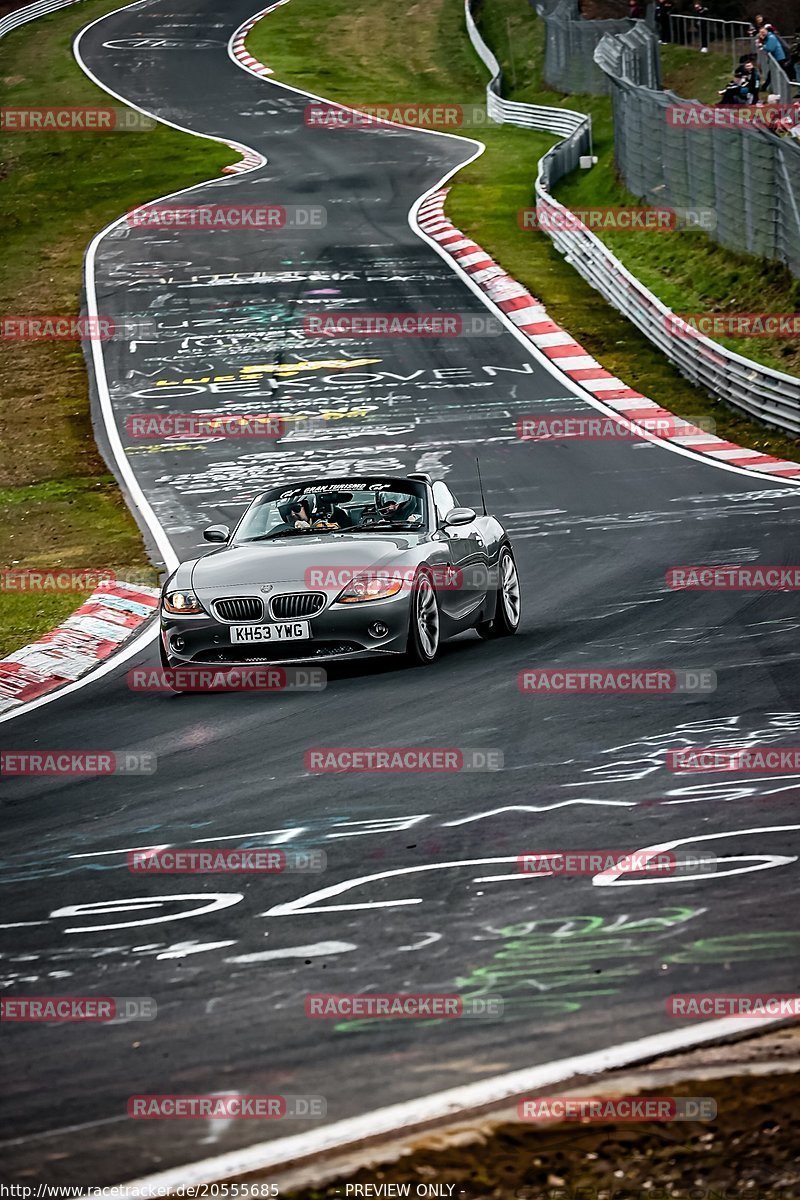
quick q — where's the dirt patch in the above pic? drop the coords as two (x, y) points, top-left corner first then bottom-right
(272, 1029), (800, 1199)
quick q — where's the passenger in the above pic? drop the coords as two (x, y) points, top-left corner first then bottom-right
(377, 491), (421, 523)
(311, 493), (353, 529)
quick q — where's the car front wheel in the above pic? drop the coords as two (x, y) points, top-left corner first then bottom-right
(406, 572), (440, 665)
(477, 546), (521, 639)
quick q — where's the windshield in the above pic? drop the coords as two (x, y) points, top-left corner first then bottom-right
(235, 479), (428, 542)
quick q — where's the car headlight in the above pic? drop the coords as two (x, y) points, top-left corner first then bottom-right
(163, 590), (204, 615)
(336, 572), (406, 603)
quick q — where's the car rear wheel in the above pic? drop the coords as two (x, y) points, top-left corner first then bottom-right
(477, 547), (521, 639)
(406, 572), (440, 666)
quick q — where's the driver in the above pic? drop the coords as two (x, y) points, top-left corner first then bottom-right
(278, 498), (313, 529)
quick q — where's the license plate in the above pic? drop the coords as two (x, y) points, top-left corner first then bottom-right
(230, 621), (309, 643)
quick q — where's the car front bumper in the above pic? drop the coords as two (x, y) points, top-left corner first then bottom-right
(160, 593), (411, 667)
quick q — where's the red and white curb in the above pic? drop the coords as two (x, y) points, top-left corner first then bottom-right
(223, 147), (265, 175)
(226, 4), (282, 172)
(417, 189), (800, 478)
(229, 0), (291, 82)
(225, 2), (286, 171)
(0, 580), (159, 716)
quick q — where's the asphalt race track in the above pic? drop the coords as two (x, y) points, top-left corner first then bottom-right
(1, 0), (800, 1185)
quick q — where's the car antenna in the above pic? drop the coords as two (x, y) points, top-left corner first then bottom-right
(475, 456), (488, 516)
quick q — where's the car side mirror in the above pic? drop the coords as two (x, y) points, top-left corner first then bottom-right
(203, 524), (230, 543)
(443, 507), (477, 527)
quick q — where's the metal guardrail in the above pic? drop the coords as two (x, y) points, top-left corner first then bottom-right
(531, 185), (800, 434)
(0, 0), (85, 40)
(465, 0), (589, 140)
(464, 0), (800, 435)
(666, 14), (751, 63)
(535, 0), (660, 96)
(756, 46), (800, 103)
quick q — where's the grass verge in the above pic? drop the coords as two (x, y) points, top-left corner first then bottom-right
(0, 0), (233, 657)
(248, 0), (800, 465)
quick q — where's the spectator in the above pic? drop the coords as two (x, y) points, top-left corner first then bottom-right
(628, 0), (645, 18)
(749, 13), (766, 37)
(693, 1), (709, 53)
(656, 0), (674, 43)
(758, 26), (788, 70)
(739, 55), (761, 102)
(718, 68), (751, 105)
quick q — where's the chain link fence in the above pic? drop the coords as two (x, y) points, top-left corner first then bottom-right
(595, 30), (800, 279)
(535, 0), (660, 95)
(465, 0), (800, 436)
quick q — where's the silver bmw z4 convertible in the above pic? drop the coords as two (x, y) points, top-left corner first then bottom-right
(159, 472), (521, 673)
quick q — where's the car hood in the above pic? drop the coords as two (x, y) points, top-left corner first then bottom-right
(189, 533), (428, 590)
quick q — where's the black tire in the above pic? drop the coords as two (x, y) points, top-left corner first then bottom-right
(477, 546), (521, 640)
(405, 571), (441, 666)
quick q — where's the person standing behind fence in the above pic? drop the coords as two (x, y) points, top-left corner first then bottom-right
(656, 0), (674, 43)
(740, 55), (761, 102)
(692, 1), (710, 52)
(758, 26), (788, 72)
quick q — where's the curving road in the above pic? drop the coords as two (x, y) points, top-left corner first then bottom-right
(1, 0), (800, 1185)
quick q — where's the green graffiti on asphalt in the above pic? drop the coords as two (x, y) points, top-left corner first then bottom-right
(334, 907), (706, 1033)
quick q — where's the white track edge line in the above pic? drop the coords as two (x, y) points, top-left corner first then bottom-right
(123, 1014), (786, 1189)
(0, 0), (271, 725)
(409, 192), (800, 487)
(19, 0), (792, 1186)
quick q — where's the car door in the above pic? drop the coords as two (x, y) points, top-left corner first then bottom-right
(431, 481), (490, 623)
